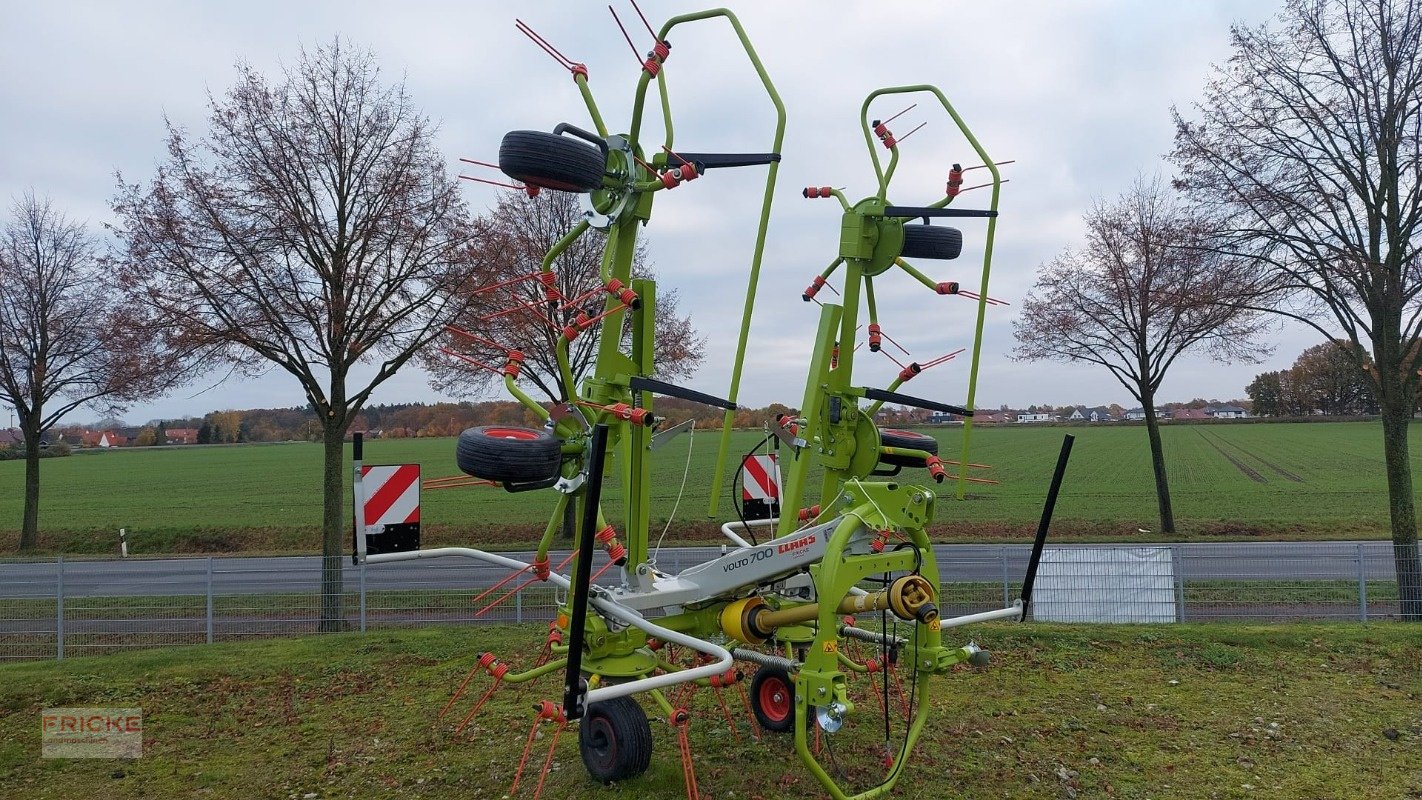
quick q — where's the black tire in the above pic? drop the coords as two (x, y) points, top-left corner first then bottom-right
(455, 426), (562, 483)
(499, 130), (606, 193)
(579, 696), (653, 784)
(899, 224), (963, 260)
(879, 428), (939, 467)
(750, 665), (796, 734)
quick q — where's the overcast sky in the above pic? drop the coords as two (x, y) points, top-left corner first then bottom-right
(0, 0), (1315, 425)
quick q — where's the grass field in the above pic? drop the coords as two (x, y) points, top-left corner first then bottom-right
(1, 421), (1419, 554)
(0, 623), (1417, 799)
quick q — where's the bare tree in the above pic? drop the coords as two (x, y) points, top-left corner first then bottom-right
(0, 193), (173, 550)
(1013, 176), (1269, 533)
(1172, 0), (1422, 617)
(112, 41), (480, 630)
(428, 190), (704, 402)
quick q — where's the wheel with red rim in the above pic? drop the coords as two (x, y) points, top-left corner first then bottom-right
(455, 425), (562, 483)
(878, 428), (940, 468)
(750, 665), (797, 733)
(579, 696), (652, 783)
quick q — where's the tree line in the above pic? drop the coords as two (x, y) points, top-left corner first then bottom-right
(47, 399), (806, 447)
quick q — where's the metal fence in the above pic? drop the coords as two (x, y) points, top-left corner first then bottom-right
(0, 541), (1412, 662)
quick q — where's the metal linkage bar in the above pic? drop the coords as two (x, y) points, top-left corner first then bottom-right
(1020, 433), (1075, 614)
(861, 386), (972, 417)
(563, 424), (610, 721)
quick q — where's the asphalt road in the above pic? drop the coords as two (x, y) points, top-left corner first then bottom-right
(0, 540), (1404, 600)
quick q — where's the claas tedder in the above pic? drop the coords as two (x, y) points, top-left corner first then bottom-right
(353, 6), (1070, 799)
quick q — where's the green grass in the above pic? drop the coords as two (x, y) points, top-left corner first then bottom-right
(0, 623), (1417, 798)
(1, 421), (1419, 554)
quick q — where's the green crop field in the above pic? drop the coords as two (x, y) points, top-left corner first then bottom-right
(1, 623), (1417, 799)
(0, 421), (1418, 554)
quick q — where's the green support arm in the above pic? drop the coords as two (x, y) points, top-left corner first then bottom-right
(861, 86), (1001, 499)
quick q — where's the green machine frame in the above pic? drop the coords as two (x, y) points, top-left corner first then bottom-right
(355, 8), (1057, 800)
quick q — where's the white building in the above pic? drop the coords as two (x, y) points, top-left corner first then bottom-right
(1017, 412), (1055, 423)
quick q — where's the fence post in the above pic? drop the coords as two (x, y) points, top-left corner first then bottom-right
(206, 556), (214, 644)
(1171, 545), (1185, 623)
(1357, 541), (1368, 622)
(55, 555), (64, 660)
(516, 585), (523, 623)
(1000, 547), (1010, 606)
(359, 562), (367, 633)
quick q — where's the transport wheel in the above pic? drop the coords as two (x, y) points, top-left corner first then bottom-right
(878, 428), (940, 467)
(579, 696), (653, 783)
(499, 130), (606, 193)
(455, 426), (562, 482)
(750, 665), (797, 733)
(899, 224), (963, 260)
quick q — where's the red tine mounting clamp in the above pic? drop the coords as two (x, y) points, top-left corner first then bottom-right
(803, 275), (828, 302)
(802, 186), (833, 198)
(946, 163), (965, 198)
(605, 277), (641, 308)
(925, 455), (947, 483)
(595, 524), (628, 565)
(873, 120), (897, 149)
(659, 161), (698, 189)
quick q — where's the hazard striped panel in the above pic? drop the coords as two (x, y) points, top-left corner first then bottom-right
(742, 454), (780, 501)
(361, 464), (421, 527)
(356, 463), (421, 555)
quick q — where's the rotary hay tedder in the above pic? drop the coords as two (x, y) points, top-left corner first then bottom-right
(353, 6), (1072, 799)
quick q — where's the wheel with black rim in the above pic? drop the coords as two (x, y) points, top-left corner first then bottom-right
(455, 426), (562, 483)
(899, 224), (963, 260)
(750, 665), (796, 734)
(878, 428), (940, 467)
(579, 696), (653, 784)
(499, 130), (606, 193)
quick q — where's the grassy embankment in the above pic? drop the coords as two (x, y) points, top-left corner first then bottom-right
(0, 623), (1417, 799)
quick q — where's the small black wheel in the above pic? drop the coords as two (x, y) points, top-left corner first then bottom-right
(499, 130), (606, 193)
(579, 696), (653, 784)
(899, 224), (963, 260)
(878, 428), (940, 467)
(455, 426), (562, 483)
(750, 665), (796, 734)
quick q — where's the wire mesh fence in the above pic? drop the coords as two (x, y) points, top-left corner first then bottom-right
(0, 541), (1413, 662)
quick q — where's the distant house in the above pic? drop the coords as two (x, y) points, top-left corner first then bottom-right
(165, 428), (200, 445)
(1125, 408), (1147, 421)
(1017, 412), (1055, 423)
(1065, 406), (1117, 423)
(974, 411), (1010, 424)
(928, 411), (963, 424)
(1171, 408), (1209, 421)
(1205, 405), (1247, 419)
(0, 428), (20, 447)
(82, 430), (128, 448)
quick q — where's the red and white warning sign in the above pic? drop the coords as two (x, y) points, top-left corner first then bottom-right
(359, 464), (421, 531)
(741, 453), (781, 501)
